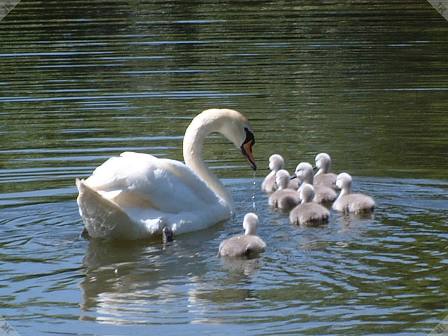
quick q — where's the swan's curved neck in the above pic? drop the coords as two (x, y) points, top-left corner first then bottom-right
(303, 169), (314, 184)
(316, 161), (330, 176)
(183, 112), (234, 210)
(339, 184), (352, 197)
(316, 168), (325, 176)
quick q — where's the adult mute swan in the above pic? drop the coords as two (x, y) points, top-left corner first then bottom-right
(76, 108), (256, 240)
(218, 213), (266, 258)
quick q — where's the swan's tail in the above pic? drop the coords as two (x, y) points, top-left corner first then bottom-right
(76, 179), (136, 239)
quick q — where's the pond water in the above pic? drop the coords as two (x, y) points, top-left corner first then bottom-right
(1, 1), (448, 335)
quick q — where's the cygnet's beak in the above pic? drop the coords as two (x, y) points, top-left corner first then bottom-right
(290, 174), (298, 180)
(313, 166), (318, 173)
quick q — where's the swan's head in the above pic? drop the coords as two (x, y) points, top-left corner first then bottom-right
(315, 153), (331, 172)
(243, 212), (259, 235)
(275, 169), (290, 190)
(291, 162), (314, 183)
(268, 154), (284, 171)
(186, 109), (256, 170)
(214, 109), (256, 170)
(336, 172), (352, 190)
(240, 127), (257, 170)
(299, 183), (315, 203)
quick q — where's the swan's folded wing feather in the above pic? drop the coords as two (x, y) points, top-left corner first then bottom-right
(85, 152), (221, 213)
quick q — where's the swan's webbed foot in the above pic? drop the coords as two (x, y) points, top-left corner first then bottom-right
(162, 226), (174, 243)
(81, 227), (90, 240)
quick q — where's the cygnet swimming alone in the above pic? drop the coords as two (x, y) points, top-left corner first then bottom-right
(289, 183), (330, 227)
(332, 172), (375, 214)
(314, 153), (338, 190)
(218, 213), (266, 258)
(292, 162), (337, 204)
(261, 154), (285, 193)
(268, 170), (301, 211)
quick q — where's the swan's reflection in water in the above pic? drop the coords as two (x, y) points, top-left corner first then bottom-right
(79, 222), (262, 325)
(78, 206), (377, 326)
(219, 257), (262, 277)
(291, 210), (374, 253)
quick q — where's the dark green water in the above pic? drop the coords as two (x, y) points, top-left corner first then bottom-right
(1, 1), (448, 335)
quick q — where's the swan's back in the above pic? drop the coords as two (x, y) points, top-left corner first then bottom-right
(218, 235), (266, 258)
(76, 179), (150, 239)
(268, 169), (300, 210)
(313, 185), (337, 204)
(86, 152), (220, 209)
(288, 178), (300, 190)
(289, 202), (330, 227)
(268, 189), (300, 211)
(314, 173), (337, 190)
(332, 193), (375, 214)
(261, 171), (277, 193)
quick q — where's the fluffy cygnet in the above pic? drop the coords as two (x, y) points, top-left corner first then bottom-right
(218, 213), (266, 258)
(268, 170), (301, 211)
(332, 172), (375, 214)
(314, 153), (338, 190)
(293, 162), (337, 204)
(261, 154), (285, 193)
(289, 183), (330, 227)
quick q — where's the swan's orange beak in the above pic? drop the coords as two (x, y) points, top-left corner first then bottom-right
(242, 141), (256, 170)
(241, 144), (256, 172)
(241, 128), (256, 170)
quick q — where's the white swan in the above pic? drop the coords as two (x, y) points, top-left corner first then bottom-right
(218, 213), (266, 258)
(76, 108), (257, 240)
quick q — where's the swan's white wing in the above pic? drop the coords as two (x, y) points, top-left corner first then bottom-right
(85, 152), (222, 213)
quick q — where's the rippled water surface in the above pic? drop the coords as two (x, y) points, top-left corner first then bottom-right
(1, 1), (448, 335)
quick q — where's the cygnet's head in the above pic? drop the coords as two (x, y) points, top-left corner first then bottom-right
(315, 153), (332, 172)
(243, 212), (259, 235)
(336, 172), (352, 190)
(299, 183), (315, 203)
(294, 162), (314, 183)
(275, 169), (290, 190)
(268, 154), (284, 171)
